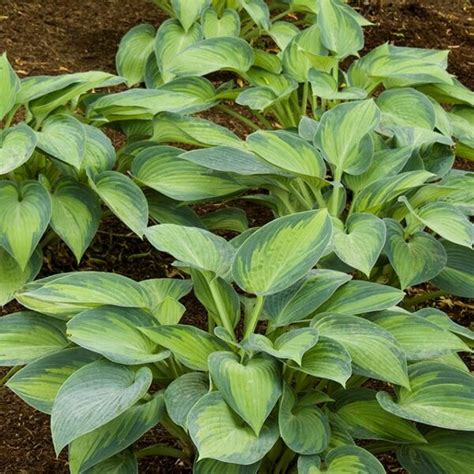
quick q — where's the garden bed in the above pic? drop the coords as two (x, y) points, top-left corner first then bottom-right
(0, 1), (473, 473)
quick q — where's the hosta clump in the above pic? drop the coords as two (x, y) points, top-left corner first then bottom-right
(121, 96), (474, 298)
(1, 212), (473, 473)
(112, 0), (474, 155)
(0, 53), (150, 305)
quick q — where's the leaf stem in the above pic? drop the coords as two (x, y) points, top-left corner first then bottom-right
(208, 276), (237, 341)
(0, 366), (21, 387)
(301, 81), (309, 117)
(135, 443), (186, 460)
(404, 290), (448, 307)
(243, 295), (265, 340)
(216, 105), (261, 132)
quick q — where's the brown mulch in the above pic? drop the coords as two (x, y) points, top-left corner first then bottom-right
(0, 0), (473, 473)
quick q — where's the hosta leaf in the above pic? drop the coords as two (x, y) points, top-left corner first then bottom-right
(83, 451), (138, 474)
(315, 100), (380, 175)
(17, 272), (148, 317)
(237, 86), (281, 111)
(317, 0), (364, 59)
(0, 180), (51, 270)
(415, 307), (474, 342)
(384, 218), (447, 289)
(0, 124), (37, 175)
(268, 21), (299, 50)
(165, 372), (209, 429)
(242, 328), (319, 365)
(194, 459), (260, 474)
(418, 78), (474, 106)
(316, 280), (404, 315)
(81, 124), (116, 174)
(146, 223), (235, 276)
(169, 37), (254, 77)
(188, 392), (279, 464)
(88, 170), (148, 237)
(69, 393), (164, 473)
(233, 210), (332, 295)
(264, 270), (351, 327)
(279, 385), (330, 455)
(312, 313), (409, 387)
(377, 362), (474, 431)
(201, 207), (249, 233)
(180, 146), (286, 176)
(87, 77), (217, 122)
(116, 23), (156, 85)
(332, 213), (386, 276)
(367, 311), (469, 360)
(171, 0), (210, 31)
(297, 336), (352, 386)
(397, 428), (474, 474)
(202, 8), (240, 38)
(67, 306), (169, 365)
(0, 247), (41, 306)
(147, 192), (204, 228)
(154, 19), (202, 82)
(50, 178), (101, 262)
(406, 201), (473, 248)
(298, 446), (384, 473)
(209, 352), (282, 435)
(132, 145), (245, 201)
(309, 70), (366, 101)
(0, 53), (20, 119)
(334, 388), (426, 443)
(240, 0), (270, 30)
(6, 347), (99, 414)
(140, 325), (228, 371)
(247, 130), (325, 178)
(431, 240), (474, 297)
(139, 278), (192, 313)
(51, 360), (152, 454)
(152, 112), (242, 147)
(0, 311), (67, 366)
(377, 87), (436, 129)
(36, 114), (86, 169)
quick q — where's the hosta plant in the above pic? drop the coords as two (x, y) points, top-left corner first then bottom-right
(111, 0), (474, 159)
(1, 212), (473, 473)
(0, 53), (151, 305)
(119, 96), (474, 300)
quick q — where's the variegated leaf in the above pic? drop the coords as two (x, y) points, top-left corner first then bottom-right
(0, 180), (51, 270)
(88, 170), (148, 237)
(188, 392), (279, 465)
(84, 451), (138, 474)
(0, 53), (20, 119)
(51, 360), (152, 454)
(50, 178), (101, 262)
(202, 8), (240, 38)
(0, 247), (41, 306)
(312, 313), (409, 387)
(0, 311), (67, 366)
(377, 362), (474, 431)
(232, 210), (332, 295)
(145, 223), (235, 276)
(140, 325), (228, 371)
(6, 347), (99, 414)
(316, 280), (404, 315)
(69, 393), (164, 473)
(332, 213), (386, 276)
(384, 218), (447, 289)
(279, 384), (330, 455)
(171, 0), (210, 31)
(209, 352), (281, 435)
(0, 124), (37, 175)
(67, 306), (169, 365)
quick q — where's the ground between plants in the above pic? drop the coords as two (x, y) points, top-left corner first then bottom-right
(0, 0), (473, 472)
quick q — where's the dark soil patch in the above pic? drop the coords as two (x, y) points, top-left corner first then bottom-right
(0, 0), (473, 473)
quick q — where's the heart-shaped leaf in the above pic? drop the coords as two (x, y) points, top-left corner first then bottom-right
(0, 124), (37, 174)
(232, 210), (332, 296)
(209, 352), (282, 435)
(279, 385), (330, 455)
(171, 0), (210, 31)
(332, 213), (386, 276)
(51, 360), (152, 454)
(384, 218), (447, 289)
(202, 7), (240, 38)
(0, 180), (51, 270)
(188, 392), (279, 465)
(377, 362), (474, 431)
